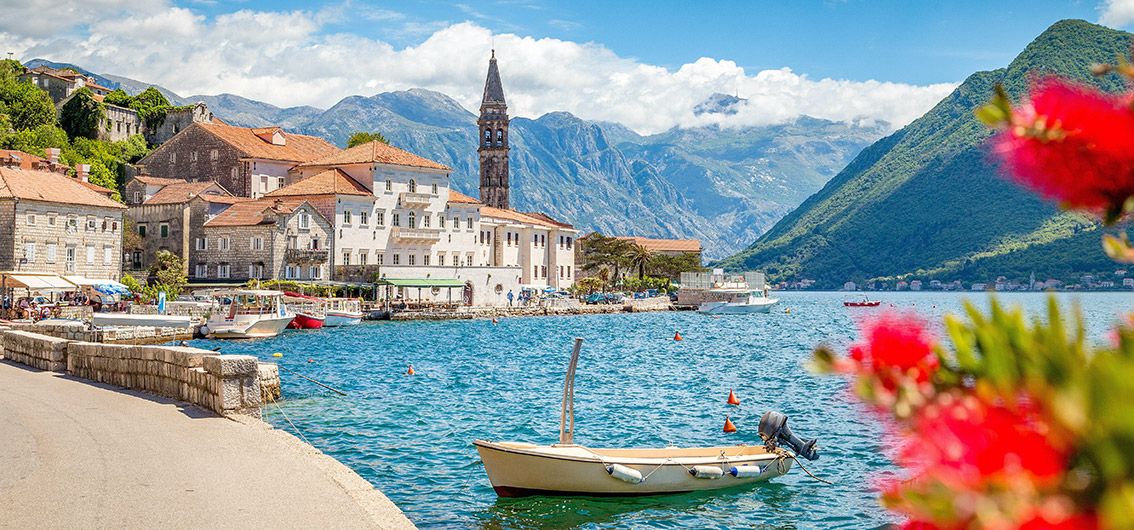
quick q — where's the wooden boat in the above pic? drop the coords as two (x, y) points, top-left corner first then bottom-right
(843, 298), (881, 307)
(324, 298), (363, 327)
(697, 289), (779, 314)
(203, 290), (294, 339)
(283, 292), (325, 329)
(474, 339), (819, 497)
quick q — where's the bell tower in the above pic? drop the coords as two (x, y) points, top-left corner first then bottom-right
(478, 50), (510, 209)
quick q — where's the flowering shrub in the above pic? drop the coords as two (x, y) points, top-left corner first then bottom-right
(813, 64), (1134, 529)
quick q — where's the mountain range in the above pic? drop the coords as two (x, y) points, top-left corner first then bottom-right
(719, 19), (1131, 287)
(25, 60), (885, 259)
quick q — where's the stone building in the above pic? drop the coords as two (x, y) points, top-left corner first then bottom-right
(197, 199), (332, 282)
(20, 66), (112, 104)
(478, 50), (510, 209)
(0, 160), (125, 279)
(124, 180), (245, 275)
(136, 123), (339, 198)
(144, 103), (214, 146)
(123, 175), (189, 206)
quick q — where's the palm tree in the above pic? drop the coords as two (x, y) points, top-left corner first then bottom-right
(626, 243), (652, 279)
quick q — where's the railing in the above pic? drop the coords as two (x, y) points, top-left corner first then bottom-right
(391, 227), (441, 242)
(399, 192), (434, 206)
(284, 248), (329, 264)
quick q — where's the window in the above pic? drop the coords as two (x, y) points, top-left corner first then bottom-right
(46, 243), (56, 263)
(343, 251), (351, 266)
(210, 149), (218, 161)
(248, 264), (256, 278)
(220, 237), (230, 251)
(343, 210), (352, 225)
(104, 247), (112, 265)
(111, 221), (118, 231)
(567, 265), (572, 277)
(191, 151), (198, 162)
(408, 212), (416, 229)
(359, 210), (369, 226)
(87, 218), (97, 230)
(23, 242), (35, 262)
(452, 217), (459, 230)
(409, 179), (417, 193)
(310, 266), (322, 280)
(86, 245), (95, 264)
(466, 255), (474, 267)
(170, 152), (176, 164)
(423, 255), (430, 266)
(260, 175), (268, 191)
(310, 238), (320, 250)
(298, 212), (310, 229)
(507, 232), (512, 245)
(385, 179), (392, 192)
(159, 223), (169, 238)
(218, 264), (230, 278)
(393, 254), (400, 265)
(392, 213), (400, 227)
(466, 217), (473, 230)
(285, 265), (295, 279)
(567, 237), (573, 250)
(196, 237), (207, 251)
(359, 252), (367, 266)
(542, 265), (547, 278)
(48, 215), (55, 226)
(438, 215), (445, 228)
(196, 264), (207, 278)
(422, 215), (430, 228)
(408, 254), (416, 266)
(376, 211), (385, 226)
(251, 236), (263, 251)
(287, 235), (297, 249)
(138, 224), (146, 237)
(376, 254), (384, 266)
(431, 183), (438, 195)
(26, 213), (35, 225)
(66, 217), (77, 232)
(132, 191), (141, 203)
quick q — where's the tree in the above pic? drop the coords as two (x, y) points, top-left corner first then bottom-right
(103, 89), (133, 108)
(0, 124), (67, 155)
(647, 252), (705, 281)
(578, 233), (634, 283)
(626, 243), (652, 279)
(60, 88), (104, 140)
(0, 59), (24, 81)
(574, 276), (604, 295)
(0, 76), (55, 131)
(347, 131), (389, 148)
(148, 250), (187, 299)
(129, 87), (173, 130)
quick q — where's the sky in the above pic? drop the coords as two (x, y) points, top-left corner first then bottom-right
(2, 0), (1134, 134)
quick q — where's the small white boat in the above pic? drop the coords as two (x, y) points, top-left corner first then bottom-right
(323, 298), (363, 327)
(697, 289), (779, 314)
(203, 290), (294, 339)
(474, 339), (819, 497)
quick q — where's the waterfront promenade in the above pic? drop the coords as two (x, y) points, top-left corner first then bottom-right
(0, 360), (414, 529)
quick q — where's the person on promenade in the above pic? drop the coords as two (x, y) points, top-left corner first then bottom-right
(507, 290), (514, 306)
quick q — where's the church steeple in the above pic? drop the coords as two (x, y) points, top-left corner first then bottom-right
(478, 50), (510, 209)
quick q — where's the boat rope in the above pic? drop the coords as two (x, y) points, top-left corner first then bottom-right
(269, 395), (315, 447)
(277, 364), (348, 396)
(785, 451), (833, 485)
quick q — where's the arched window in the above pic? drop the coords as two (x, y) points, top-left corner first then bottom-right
(408, 179), (416, 193)
(408, 212), (416, 229)
(484, 129), (491, 146)
(496, 128), (503, 145)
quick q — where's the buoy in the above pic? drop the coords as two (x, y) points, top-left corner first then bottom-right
(723, 415), (737, 433)
(406, 364), (415, 376)
(674, 331), (683, 341)
(785, 308), (791, 314)
(272, 352), (283, 358)
(492, 318), (499, 325)
(727, 389), (741, 406)
(605, 464), (643, 484)
(729, 465), (763, 478)
(689, 465), (724, 479)
(307, 358), (315, 363)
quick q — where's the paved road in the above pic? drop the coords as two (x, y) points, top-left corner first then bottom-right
(0, 360), (415, 529)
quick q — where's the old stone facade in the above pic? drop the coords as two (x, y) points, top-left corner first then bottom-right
(196, 200), (332, 282)
(7, 200), (124, 278)
(124, 181), (235, 275)
(144, 103), (214, 146)
(102, 104), (141, 143)
(137, 125), (248, 195)
(478, 51), (510, 209)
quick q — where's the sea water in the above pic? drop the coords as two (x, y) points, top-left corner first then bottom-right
(188, 291), (1132, 529)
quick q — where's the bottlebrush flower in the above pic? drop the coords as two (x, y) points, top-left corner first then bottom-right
(846, 312), (939, 387)
(990, 78), (1134, 217)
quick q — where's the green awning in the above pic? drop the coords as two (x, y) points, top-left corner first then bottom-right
(375, 278), (466, 288)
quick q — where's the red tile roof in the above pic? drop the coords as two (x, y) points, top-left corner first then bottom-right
(614, 236), (701, 253)
(132, 175), (186, 186)
(203, 198), (315, 227)
(143, 181), (229, 205)
(78, 180), (115, 196)
(0, 150), (46, 171)
(265, 169), (371, 198)
(297, 140), (451, 171)
(447, 190), (482, 204)
(0, 167), (124, 209)
(481, 206), (573, 229)
(196, 122), (339, 163)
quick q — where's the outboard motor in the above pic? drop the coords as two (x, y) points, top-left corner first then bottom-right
(758, 411), (819, 461)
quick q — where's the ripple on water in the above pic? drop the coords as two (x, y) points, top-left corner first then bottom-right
(189, 291), (1132, 529)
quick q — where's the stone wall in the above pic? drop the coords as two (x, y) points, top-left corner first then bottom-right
(6, 199), (124, 278)
(137, 124), (249, 197)
(144, 103), (213, 146)
(0, 328), (269, 418)
(7, 321), (194, 344)
(129, 301), (214, 321)
(258, 362), (280, 403)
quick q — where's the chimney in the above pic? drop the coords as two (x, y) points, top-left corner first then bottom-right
(44, 148), (60, 165)
(76, 164), (90, 182)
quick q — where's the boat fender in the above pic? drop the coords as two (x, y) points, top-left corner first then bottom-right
(729, 465), (763, 478)
(606, 464), (643, 484)
(689, 465), (724, 479)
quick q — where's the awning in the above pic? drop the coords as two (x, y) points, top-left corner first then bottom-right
(375, 278), (466, 288)
(63, 275), (99, 286)
(3, 273), (74, 290)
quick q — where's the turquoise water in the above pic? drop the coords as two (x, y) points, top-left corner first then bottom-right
(188, 291), (1131, 529)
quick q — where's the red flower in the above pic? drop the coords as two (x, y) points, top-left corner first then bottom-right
(847, 312), (938, 387)
(1018, 511), (1099, 530)
(900, 393), (1069, 487)
(991, 77), (1134, 214)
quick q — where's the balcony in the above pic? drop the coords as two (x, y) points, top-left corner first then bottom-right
(391, 227), (442, 242)
(285, 248), (329, 264)
(399, 192), (434, 206)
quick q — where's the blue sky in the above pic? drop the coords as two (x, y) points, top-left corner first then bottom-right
(3, 0), (1130, 132)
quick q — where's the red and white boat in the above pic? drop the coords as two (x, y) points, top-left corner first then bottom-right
(324, 298), (363, 327)
(843, 298), (881, 307)
(283, 292), (326, 329)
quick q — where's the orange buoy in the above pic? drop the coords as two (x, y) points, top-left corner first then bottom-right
(723, 415), (737, 433)
(406, 364), (415, 376)
(674, 331), (683, 341)
(727, 389), (741, 406)
(492, 318), (499, 325)
(307, 358), (314, 363)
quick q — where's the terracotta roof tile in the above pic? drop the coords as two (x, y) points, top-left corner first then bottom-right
(447, 190), (482, 204)
(265, 169), (370, 198)
(77, 180), (115, 196)
(204, 198), (314, 227)
(614, 236), (701, 253)
(481, 206), (572, 229)
(297, 140), (450, 171)
(132, 175), (186, 186)
(0, 167), (124, 209)
(0, 150), (46, 171)
(143, 181), (228, 205)
(197, 122), (339, 163)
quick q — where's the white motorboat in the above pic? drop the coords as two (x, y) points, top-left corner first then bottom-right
(203, 290), (293, 339)
(697, 289), (779, 314)
(474, 339), (819, 497)
(324, 298), (363, 327)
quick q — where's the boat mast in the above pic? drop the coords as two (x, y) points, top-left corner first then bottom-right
(559, 338), (583, 445)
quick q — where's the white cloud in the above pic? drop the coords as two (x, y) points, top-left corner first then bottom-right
(0, 0), (956, 134)
(1099, 0), (1134, 27)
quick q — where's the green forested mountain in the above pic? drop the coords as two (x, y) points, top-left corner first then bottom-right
(720, 19), (1134, 287)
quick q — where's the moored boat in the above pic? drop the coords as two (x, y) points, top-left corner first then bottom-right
(283, 292), (326, 329)
(843, 296), (881, 307)
(697, 289), (779, 314)
(203, 290), (294, 339)
(474, 339), (819, 497)
(324, 298), (363, 327)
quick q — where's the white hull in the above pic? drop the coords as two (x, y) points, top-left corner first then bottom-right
(474, 440), (793, 497)
(698, 298), (779, 314)
(324, 311), (362, 327)
(206, 314), (293, 339)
